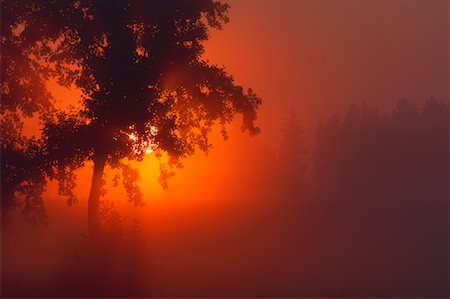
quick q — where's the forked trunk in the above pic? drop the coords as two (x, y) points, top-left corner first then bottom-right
(88, 152), (107, 240)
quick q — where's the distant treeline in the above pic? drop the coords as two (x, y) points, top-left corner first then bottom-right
(2, 98), (447, 298)
(279, 97), (448, 204)
(273, 98), (448, 297)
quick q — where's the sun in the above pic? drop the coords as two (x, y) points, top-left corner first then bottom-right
(128, 125), (158, 155)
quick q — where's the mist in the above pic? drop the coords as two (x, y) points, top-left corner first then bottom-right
(1, 0), (448, 298)
(3, 98), (448, 297)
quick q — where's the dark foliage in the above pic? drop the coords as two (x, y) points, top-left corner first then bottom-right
(0, 0), (262, 232)
(1, 0), (59, 226)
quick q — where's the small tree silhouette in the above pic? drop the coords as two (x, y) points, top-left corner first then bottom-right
(1, 0), (262, 239)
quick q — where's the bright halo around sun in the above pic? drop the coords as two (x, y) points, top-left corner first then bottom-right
(128, 125), (158, 155)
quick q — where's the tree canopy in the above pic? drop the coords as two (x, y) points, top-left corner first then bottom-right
(0, 0), (262, 235)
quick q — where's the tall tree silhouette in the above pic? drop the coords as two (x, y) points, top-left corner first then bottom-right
(1, 0), (261, 238)
(278, 108), (307, 190)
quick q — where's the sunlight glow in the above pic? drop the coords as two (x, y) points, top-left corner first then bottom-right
(128, 125), (158, 155)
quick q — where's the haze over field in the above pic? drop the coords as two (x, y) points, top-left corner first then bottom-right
(1, 0), (448, 297)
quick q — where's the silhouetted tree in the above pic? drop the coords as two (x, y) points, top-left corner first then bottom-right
(1, 0), (261, 238)
(0, 1), (61, 227)
(392, 97), (418, 121)
(278, 108), (307, 190)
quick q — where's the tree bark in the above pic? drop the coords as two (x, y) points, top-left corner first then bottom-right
(88, 151), (107, 240)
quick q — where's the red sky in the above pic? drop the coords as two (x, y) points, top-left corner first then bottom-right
(34, 0), (448, 146)
(204, 0), (448, 144)
(4, 1), (448, 295)
(27, 0), (448, 205)
(26, 0), (447, 224)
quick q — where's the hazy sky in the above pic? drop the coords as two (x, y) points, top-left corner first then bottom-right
(4, 2), (448, 297)
(204, 0), (448, 144)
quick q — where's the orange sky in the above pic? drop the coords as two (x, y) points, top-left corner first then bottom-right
(21, 0), (447, 223)
(32, 0), (448, 146)
(21, 0), (445, 200)
(5, 1), (448, 294)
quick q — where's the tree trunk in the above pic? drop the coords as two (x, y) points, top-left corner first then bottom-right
(88, 151), (107, 240)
